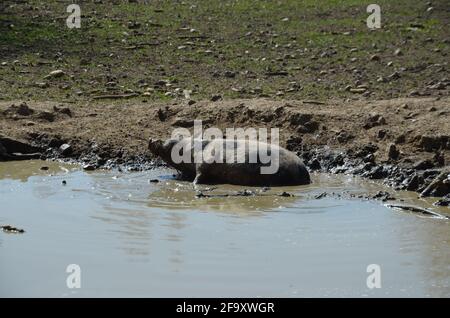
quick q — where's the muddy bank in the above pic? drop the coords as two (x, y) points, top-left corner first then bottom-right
(0, 97), (449, 198)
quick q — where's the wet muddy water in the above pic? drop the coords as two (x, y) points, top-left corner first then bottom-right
(0, 160), (449, 297)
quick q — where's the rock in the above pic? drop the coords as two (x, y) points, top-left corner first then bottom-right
(403, 174), (421, 191)
(188, 100), (196, 106)
(421, 171), (450, 197)
(434, 194), (450, 207)
(428, 82), (445, 90)
(433, 152), (445, 167)
(372, 191), (395, 202)
(388, 71), (400, 81)
(370, 54), (380, 61)
(224, 71), (236, 78)
(394, 48), (403, 56)
(149, 179), (159, 183)
(127, 21), (141, 29)
(210, 95), (222, 102)
(35, 82), (49, 88)
(40, 166), (49, 171)
(315, 192), (327, 199)
(183, 89), (192, 99)
(337, 130), (354, 143)
(157, 108), (167, 121)
(309, 158), (321, 171)
(62, 180), (67, 185)
(413, 159), (434, 170)
(83, 164), (96, 171)
(237, 189), (255, 196)
(44, 70), (65, 79)
(297, 121), (319, 133)
(286, 136), (302, 151)
(377, 129), (387, 139)
(59, 143), (72, 156)
(364, 114), (386, 129)
(365, 165), (388, 179)
(279, 191), (294, 197)
(349, 88), (367, 93)
(387, 143), (400, 160)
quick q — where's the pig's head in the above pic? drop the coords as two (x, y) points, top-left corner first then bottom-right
(148, 138), (196, 178)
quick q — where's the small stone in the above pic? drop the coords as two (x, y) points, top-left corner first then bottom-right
(35, 82), (49, 88)
(309, 159), (321, 171)
(210, 95), (222, 102)
(149, 179), (159, 183)
(59, 143), (72, 156)
(377, 129), (387, 139)
(83, 164), (96, 171)
(349, 88), (367, 93)
(224, 71), (236, 78)
(370, 54), (380, 61)
(40, 166), (49, 171)
(413, 159), (434, 170)
(387, 143), (400, 160)
(394, 48), (403, 56)
(44, 70), (65, 79)
(388, 71), (400, 80)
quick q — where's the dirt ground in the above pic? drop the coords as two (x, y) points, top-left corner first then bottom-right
(0, 96), (449, 199)
(0, 1), (449, 200)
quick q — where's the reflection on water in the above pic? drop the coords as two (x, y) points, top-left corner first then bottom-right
(0, 160), (77, 182)
(0, 160), (449, 297)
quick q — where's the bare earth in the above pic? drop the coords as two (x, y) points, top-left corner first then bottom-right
(0, 97), (449, 199)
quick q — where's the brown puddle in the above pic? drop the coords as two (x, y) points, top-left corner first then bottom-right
(0, 160), (449, 297)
